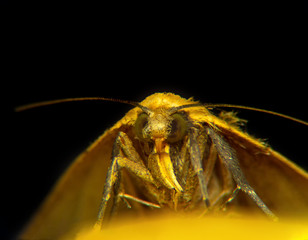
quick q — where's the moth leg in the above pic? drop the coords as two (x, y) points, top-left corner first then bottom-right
(96, 131), (157, 227)
(207, 127), (278, 220)
(224, 186), (240, 205)
(188, 127), (210, 207)
(109, 168), (124, 217)
(119, 193), (161, 209)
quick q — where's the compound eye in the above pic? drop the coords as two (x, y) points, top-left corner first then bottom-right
(167, 113), (187, 143)
(135, 112), (149, 141)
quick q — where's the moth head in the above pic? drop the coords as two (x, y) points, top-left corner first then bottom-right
(134, 104), (200, 143)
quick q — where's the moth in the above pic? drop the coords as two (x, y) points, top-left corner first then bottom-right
(19, 93), (308, 239)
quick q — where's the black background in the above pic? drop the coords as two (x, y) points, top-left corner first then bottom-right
(3, 2), (308, 239)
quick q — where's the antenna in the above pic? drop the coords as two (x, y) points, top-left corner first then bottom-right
(15, 97), (150, 113)
(205, 103), (308, 126)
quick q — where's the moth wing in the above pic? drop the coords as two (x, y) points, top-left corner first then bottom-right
(20, 124), (124, 239)
(216, 122), (308, 217)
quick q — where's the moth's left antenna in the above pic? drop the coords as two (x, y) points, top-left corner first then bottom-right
(15, 97), (144, 112)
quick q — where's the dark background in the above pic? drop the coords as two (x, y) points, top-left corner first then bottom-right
(3, 2), (308, 240)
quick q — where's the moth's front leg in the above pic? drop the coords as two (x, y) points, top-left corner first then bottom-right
(96, 131), (156, 227)
(188, 127), (210, 207)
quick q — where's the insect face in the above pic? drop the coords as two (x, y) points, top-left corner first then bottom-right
(135, 109), (188, 144)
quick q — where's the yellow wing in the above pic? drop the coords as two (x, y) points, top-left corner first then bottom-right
(20, 121), (127, 239)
